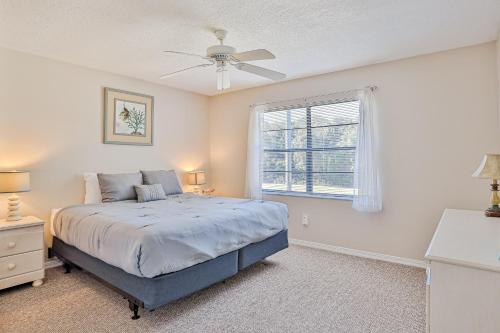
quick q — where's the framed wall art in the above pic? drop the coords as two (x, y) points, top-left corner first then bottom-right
(103, 87), (154, 145)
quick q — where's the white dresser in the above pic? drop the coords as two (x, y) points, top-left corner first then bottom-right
(0, 216), (45, 289)
(425, 209), (500, 333)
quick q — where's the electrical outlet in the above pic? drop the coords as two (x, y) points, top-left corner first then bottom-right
(302, 214), (309, 227)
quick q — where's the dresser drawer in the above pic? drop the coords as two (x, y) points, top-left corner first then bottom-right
(0, 226), (43, 257)
(0, 250), (43, 279)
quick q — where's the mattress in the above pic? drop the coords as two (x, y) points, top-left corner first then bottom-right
(53, 193), (288, 278)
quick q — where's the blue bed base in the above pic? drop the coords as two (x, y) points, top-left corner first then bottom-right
(52, 229), (288, 319)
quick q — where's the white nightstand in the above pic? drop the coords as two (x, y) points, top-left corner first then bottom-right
(0, 216), (45, 289)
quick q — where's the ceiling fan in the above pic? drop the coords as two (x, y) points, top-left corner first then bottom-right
(160, 30), (286, 91)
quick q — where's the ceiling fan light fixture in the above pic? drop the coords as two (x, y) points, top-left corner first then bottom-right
(216, 65), (230, 91)
(161, 29), (285, 91)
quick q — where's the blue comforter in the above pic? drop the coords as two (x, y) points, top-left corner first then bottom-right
(54, 194), (288, 278)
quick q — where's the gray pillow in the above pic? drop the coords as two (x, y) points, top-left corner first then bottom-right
(140, 170), (182, 195)
(97, 172), (143, 202)
(134, 184), (167, 203)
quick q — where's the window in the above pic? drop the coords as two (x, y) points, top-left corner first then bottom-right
(261, 100), (360, 198)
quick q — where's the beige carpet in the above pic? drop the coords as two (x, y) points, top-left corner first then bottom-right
(0, 245), (426, 333)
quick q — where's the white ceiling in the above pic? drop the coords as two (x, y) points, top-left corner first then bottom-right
(1, 0), (499, 96)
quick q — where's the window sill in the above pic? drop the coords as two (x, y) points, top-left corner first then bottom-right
(263, 190), (354, 201)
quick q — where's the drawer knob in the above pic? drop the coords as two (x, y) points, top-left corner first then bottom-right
(7, 263), (16, 270)
(7, 241), (16, 249)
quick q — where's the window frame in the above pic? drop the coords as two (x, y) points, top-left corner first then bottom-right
(261, 101), (360, 200)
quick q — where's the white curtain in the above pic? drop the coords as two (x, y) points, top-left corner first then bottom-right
(245, 104), (266, 200)
(353, 88), (382, 212)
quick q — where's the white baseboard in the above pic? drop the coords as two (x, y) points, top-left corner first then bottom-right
(289, 238), (427, 269)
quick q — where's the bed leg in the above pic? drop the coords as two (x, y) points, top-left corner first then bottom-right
(128, 300), (140, 320)
(63, 262), (73, 274)
(47, 247), (54, 258)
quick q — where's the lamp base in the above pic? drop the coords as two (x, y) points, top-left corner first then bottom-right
(6, 193), (22, 222)
(192, 186), (201, 194)
(485, 205), (500, 218)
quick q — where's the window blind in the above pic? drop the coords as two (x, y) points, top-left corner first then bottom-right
(261, 100), (360, 197)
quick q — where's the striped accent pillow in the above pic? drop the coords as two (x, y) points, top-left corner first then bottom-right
(134, 184), (167, 203)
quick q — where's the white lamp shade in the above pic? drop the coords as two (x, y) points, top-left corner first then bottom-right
(187, 171), (206, 185)
(472, 154), (500, 179)
(0, 171), (31, 193)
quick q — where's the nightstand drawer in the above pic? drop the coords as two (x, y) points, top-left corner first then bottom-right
(0, 250), (43, 279)
(0, 226), (43, 257)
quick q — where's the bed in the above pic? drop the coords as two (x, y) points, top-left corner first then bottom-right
(51, 193), (288, 319)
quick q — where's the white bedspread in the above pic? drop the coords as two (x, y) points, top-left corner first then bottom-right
(53, 194), (288, 278)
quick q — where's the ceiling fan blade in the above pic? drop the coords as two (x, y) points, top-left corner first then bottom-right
(163, 50), (210, 60)
(160, 63), (213, 79)
(231, 49), (275, 62)
(233, 63), (286, 80)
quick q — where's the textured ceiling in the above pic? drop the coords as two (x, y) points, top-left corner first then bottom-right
(1, 0), (499, 96)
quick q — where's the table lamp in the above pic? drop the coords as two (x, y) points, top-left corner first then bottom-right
(187, 171), (206, 194)
(472, 154), (500, 217)
(0, 171), (30, 221)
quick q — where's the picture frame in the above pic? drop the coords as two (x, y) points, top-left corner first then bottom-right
(103, 87), (154, 145)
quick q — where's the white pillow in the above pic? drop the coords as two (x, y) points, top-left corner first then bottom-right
(50, 208), (62, 236)
(84, 172), (102, 204)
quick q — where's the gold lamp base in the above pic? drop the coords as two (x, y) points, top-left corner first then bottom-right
(484, 180), (500, 218)
(473, 155), (500, 218)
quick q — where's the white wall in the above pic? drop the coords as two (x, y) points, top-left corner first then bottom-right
(0, 47), (210, 244)
(1, 42), (498, 260)
(497, 33), (500, 125)
(209, 42), (499, 260)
